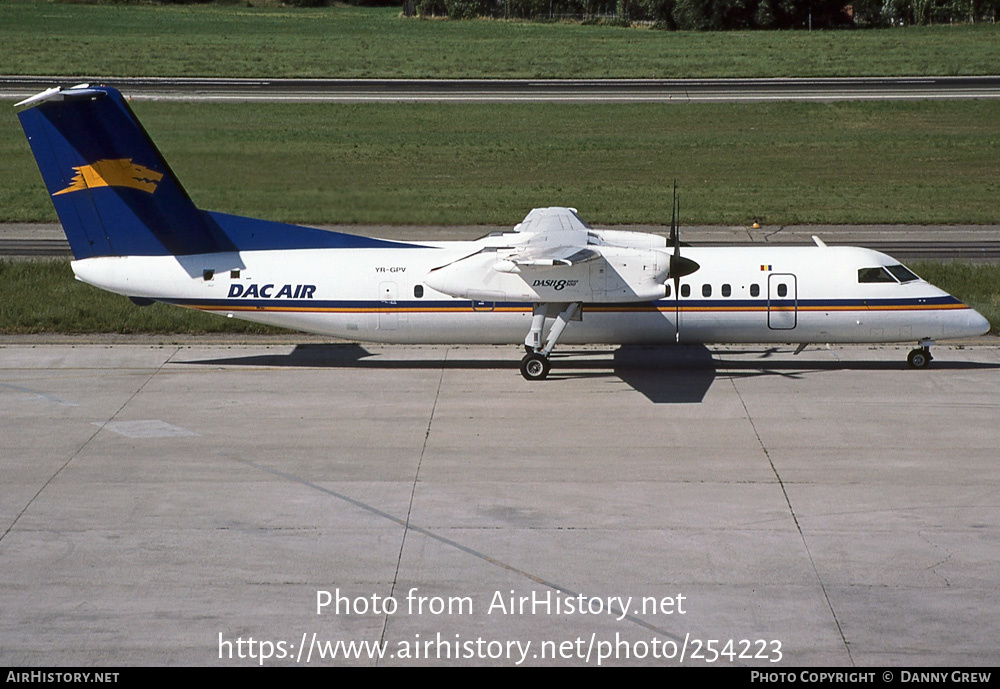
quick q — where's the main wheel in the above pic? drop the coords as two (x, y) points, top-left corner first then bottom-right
(907, 348), (931, 369)
(520, 352), (550, 381)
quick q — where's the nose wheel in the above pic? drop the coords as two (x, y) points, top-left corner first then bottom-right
(907, 346), (933, 369)
(520, 352), (551, 380)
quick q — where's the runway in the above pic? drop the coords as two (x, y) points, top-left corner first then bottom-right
(3, 76), (1000, 103)
(1, 342), (998, 666)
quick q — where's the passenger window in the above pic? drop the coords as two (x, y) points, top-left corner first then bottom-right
(777, 284), (788, 298)
(702, 284), (712, 297)
(414, 285), (424, 298)
(665, 283), (671, 298)
(722, 284), (731, 297)
(858, 267), (897, 283)
(750, 284), (759, 297)
(681, 284), (690, 298)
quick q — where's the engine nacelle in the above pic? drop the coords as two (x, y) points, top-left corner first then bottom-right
(425, 247), (669, 303)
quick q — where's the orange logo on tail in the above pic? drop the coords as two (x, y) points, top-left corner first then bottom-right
(53, 159), (163, 196)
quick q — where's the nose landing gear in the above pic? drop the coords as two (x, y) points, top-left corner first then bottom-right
(907, 339), (935, 369)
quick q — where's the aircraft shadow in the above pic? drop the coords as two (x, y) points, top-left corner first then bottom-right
(181, 343), (1000, 405)
(184, 343), (515, 370)
(609, 345), (716, 403)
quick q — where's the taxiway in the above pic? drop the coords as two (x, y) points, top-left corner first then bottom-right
(3, 76), (1000, 103)
(1, 342), (998, 666)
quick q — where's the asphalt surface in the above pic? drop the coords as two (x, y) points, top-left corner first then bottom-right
(2, 341), (998, 666)
(3, 76), (1000, 103)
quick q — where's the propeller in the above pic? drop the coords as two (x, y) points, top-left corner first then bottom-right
(667, 183), (699, 343)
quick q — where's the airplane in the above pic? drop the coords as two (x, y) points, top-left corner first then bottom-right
(15, 84), (990, 380)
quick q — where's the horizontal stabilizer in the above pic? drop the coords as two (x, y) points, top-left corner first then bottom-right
(14, 84), (104, 108)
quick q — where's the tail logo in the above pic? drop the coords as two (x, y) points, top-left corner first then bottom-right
(53, 158), (164, 196)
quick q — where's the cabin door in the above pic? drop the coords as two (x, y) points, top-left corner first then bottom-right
(767, 273), (797, 330)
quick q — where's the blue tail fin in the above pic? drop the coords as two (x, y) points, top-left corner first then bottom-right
(17, 85), (237, 259)
(17, 85), (421, 261)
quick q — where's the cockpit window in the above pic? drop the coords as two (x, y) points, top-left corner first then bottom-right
(886, 264), (919, 283)
(858, 267), (897, 283)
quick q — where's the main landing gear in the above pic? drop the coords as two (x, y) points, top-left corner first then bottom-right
(907, 339), (935, 369)
(520, 352), (551, 380)
(520, 302), (581, 381)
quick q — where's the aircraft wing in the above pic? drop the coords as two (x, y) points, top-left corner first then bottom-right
(513, 206), (591, 234)
(426, 206), (670, 302)
(500, 207), (600, 269)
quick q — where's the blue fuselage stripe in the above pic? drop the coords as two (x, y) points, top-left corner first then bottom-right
(159, 295), (966, 311)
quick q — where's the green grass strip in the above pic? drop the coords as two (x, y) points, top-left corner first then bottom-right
(5, 100), (999, 226)
(1, 259), (996, 336)
(1, 3), (998, 79)
(910, 261), (1000, 336)
(0, 260), (286, 335)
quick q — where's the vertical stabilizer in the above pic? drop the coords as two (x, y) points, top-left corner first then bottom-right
(17, 85), (235, 259)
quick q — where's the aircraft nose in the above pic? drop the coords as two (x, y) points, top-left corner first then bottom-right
(958, 305), (991, 338)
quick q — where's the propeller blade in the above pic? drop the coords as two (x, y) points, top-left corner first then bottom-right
(666, 182), (701, 342)
(674, 275), (680, 344)
(669, 182), (678, 249)
(666, 185), (700, 280)
(671, 183), (680, 342)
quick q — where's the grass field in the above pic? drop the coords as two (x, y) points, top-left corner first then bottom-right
(4, 100), (999, 226)
(0, 260), (286, 335)
(2, 259), (996, 336)
(3, 3), (995, 337)
(1, 2), (999, 79)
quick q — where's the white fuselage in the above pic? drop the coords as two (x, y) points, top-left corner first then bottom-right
(70, 240), (989, 346)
